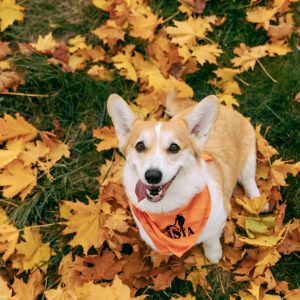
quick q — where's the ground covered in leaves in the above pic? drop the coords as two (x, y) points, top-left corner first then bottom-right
(0, 0), (300, 299)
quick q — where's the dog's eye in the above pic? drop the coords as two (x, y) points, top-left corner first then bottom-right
(135, 141), (146, 152)
(168, 143), (180, 154)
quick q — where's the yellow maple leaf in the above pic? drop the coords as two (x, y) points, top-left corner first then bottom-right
(0, 149), (19, 168)
(0, 223), (19, 260)
(270, 159), (300, 187)
(246, 6), (277, 30)
(165, 16), (213, 46)
(87, 65), (114, 81)
(31, 32), (56, 54)
(0, 160), (37, 200)
(104, 207), (130, 233)
(93, 126), (118, 152)
(247, 282), (261, 300)
(12, 269), (44, 300)
(13, 227), (53, 271)
(68, 52), (89, 72)
(211, 68), (241, 95)
(128, 9), (162, 41)
(266, 40), (292, 57)
(112, 45), (137, 82)
(44, 286), (77, 300)
(217, 93), (240, 109)
(0, 206), (8, 223)
(75, 276), (132, 300)
(286, 289), (300, 300)
(236, 194), (269, 215)
(62, 198), (108, 253)
(0, 0), (24, 32)
(238, 226), (286, 247)
(255, 248), (281, 268)
(68, 34), (88, 53)
(0, 113), (38, 143)
(192, 43), (222, 65)
(231, 43), (268, 72)
(19, 140), (50, 167)
(92, 20), (125, 47)
(0, 277), (12, 300)
(92, 0), (110, 11)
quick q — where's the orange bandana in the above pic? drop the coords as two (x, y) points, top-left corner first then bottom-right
(131, 186), (211, 257)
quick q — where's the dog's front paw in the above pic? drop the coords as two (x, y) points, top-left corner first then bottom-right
(204, 249), (222, 264)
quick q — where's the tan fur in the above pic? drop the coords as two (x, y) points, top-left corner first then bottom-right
(169, 97), (256, 214)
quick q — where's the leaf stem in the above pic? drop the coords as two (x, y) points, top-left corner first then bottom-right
(257, 59), (277, 83)
(0, 91), (57, 98)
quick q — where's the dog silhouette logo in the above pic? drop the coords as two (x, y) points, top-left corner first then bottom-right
(162, 214), (194, 239)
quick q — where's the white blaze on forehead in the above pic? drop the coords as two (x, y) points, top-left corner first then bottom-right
(154, 122), (162, 155)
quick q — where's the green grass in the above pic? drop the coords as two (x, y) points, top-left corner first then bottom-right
(0, 0), (299, 299)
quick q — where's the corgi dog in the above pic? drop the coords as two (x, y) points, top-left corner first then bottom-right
(107, 92), (261, 263)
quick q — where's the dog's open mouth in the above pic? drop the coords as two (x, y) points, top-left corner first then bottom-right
(135, 177), (175, 203)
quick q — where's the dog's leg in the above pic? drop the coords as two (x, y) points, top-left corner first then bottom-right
(238, 150), (269, 211)
(202, 236), (223, 264)
(238, 150), (260, 199)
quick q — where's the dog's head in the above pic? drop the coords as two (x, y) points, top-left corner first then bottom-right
(107, 94), (219, 212)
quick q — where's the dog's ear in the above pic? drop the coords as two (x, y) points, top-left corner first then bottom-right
(107, 94), (136, 150)
(184, 95), (220, 146)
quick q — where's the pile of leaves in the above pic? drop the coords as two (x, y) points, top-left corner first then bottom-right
(0, 0), (299, 299)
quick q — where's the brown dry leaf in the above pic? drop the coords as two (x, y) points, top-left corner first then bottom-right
(0, 70), (24, 91)
(62, 198), (108, 253)
(0, 113), (38, 142)
(294, 91), (300, 102)
(100, 182), (129, 209)
(0, 277), (12, 300)
(31, 32), (56, 54)
(128, 9), (162, 41)
(112, 45), (137, 82)
(87, 65), (114, 81)
(92, 20), (125, 48)
(192, 43), (222, 65)
(13, 227), (53, 272)
(179, 0), (206, 13)
(0, 42), (12, 59)
(93, 126), (118, 152)
(12, 269), (44, 300)
(268, 20), (293, 42)
(70, 250), (125, 285)
(278, 219), (300, 254)
(231, 43), (268, 72)
(0, 223), (19, 260)
(0, 160), (37, 199)
(0, 0), (25, 32)
(246, 6), (277, 30)
(165, 16), (213, 46)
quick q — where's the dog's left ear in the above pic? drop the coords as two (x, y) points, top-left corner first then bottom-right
(184, 95), (220, 146)
(107, 94), (137, 150)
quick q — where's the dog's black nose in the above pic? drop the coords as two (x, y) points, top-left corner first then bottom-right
(145, 169), (162, 184)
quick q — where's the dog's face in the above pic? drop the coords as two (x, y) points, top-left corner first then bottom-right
(107, 94), (219, 208)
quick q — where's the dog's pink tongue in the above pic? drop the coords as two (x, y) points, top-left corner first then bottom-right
(135, 180), (148, 202)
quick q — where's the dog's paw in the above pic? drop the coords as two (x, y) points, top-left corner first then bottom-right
(204, 250), (222, 264)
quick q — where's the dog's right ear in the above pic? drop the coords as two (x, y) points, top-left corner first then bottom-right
(107, 94), (136, 150)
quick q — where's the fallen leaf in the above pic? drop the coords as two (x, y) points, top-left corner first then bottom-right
(217, 93), (240, 109)
(0, 277), (12, 300)
(0, 160), (37, 200)
(0, 113), (38, 143)
(235, 194), (269, 215)
(0, 149), (19, 168)
(246, 6), (277, 30)
(93, 126), (118, 152)
(192, 43), (222, 65)
(62, 198), (108, 253)
(0, 42), (12, 59)
(31, 32), (56, 54)
(87, 65), (114, 81)
(44, 286), (77, 300)
(13, 227), (53, 272)
(0, 223), (19, 260)
(12, 269), (44, 300)
(68, 35), (88, 53)
(0, 0), (25, 32)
